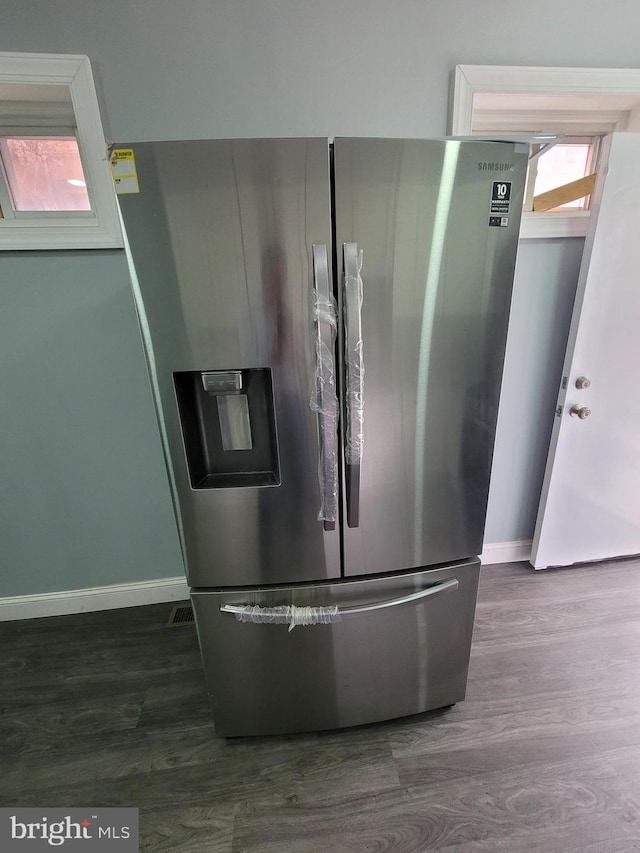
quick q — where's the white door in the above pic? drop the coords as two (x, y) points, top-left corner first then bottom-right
(531, 133), (640, 570)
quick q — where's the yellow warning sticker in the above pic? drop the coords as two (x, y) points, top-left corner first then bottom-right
(110, 148), (139, 194)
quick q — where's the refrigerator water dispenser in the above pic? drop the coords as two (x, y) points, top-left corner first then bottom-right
(173, 368), (280, 489)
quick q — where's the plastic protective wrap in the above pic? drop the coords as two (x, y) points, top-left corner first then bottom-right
(344, 250), (364, 465)
(309, 289), (339, 522)
(232, 604), (341, 632)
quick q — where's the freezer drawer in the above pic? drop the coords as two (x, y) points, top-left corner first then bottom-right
(191, 560), (479, 736)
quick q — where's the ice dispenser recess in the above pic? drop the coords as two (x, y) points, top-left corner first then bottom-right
(174, 368), (280, 489)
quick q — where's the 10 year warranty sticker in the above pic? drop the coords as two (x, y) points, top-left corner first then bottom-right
(489, 180), (511, 226)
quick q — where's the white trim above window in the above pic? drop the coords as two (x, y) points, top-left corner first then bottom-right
(0, 52), (122, 250)
(449, 65), (640, 239)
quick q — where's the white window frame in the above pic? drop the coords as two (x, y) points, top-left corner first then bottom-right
(0, 52), (122, 249)
(449, 65), (640, 239)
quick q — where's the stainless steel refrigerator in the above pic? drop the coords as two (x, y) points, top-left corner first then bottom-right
(119, 137), (527, 736)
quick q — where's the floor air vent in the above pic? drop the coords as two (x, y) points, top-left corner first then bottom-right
(167, 603), (194, 627)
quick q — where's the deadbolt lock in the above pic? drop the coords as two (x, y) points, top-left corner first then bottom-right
(575, 376), (591, 390)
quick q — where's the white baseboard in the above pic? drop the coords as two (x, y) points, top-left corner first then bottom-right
(0, 576), (190, 622)
(1, 544), (532, 622)
(480, 539), (532, 565)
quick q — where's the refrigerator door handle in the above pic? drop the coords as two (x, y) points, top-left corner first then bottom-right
(343, 242), (364, 528)
(311, 244), (339, 530)
(219, 578), (459, 620)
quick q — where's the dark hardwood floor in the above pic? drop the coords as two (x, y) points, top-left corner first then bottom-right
(2, 559), (640, 851)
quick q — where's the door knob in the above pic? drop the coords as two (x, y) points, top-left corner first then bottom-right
(570, 404), (591, 419)
(575, 376), (591, 389)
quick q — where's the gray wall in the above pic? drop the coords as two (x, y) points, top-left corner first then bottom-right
(1, 0), (634, 594)
(4, 0), (640, 142)
(0, 253), (184, 596)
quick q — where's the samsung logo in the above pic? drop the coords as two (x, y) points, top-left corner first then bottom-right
(478, 162), (515, 172)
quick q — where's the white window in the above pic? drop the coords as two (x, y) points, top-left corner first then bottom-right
(472, 131), (601, 214)
(450, 65), (640, 238)
(0, 53), (122, 249)
(0, 135), (92, 214)
(529, 136), (600, 212)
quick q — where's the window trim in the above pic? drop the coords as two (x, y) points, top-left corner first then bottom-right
(0, 52), (122, 249)
(449, 65), (640, 239)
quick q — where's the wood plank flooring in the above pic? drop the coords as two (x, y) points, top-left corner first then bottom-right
(2, 559), (640, 851)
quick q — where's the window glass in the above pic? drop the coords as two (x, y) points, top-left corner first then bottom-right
(1, 136), (90, 212)
(534, 143), (592, 210)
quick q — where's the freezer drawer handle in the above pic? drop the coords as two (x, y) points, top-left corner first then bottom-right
(220, 578), (458, 623)
(343, 242), (364, 528)
(338, 578), (458, 615)
(311, 244), (339, 529)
